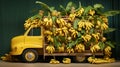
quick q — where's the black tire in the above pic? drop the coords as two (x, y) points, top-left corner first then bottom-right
(22, 49), (38, 63)
(74, 55), (86, 63)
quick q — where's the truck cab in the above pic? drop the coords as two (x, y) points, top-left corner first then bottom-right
(10, 26), (44, 62)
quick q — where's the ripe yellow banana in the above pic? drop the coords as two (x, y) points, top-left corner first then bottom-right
(82, 34), (91, 42)
(49, 59), (60, 64)
(104, 46), (112, 57)
(58, 46), (64, 52)
(75, 8), (84, 16)
(90, 44), (100, 53)
(46, 45), (55, 54)
(66, 48), (74, 53)
(75, 44), (85, 52)
(62, 58), (71, 64)
(101, 23), (108, 30)
(68, 13), (76, 21)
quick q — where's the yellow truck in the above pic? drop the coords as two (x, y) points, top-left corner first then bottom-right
(10, 24), (103, 63)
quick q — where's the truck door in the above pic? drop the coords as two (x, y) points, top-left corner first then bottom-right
(24, 27), (43, 48)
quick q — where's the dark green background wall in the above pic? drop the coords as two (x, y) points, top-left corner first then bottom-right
(0, 0), (120, 59)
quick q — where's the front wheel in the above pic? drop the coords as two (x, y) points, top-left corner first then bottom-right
(22, 49), (38, 63)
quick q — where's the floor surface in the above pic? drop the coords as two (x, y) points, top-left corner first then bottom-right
(0, 60), (120, 67)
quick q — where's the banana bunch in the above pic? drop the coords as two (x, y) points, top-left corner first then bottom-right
(55, 28), (64, 36)
(95, 20), (101, 28)
(46, 35), (54, 42)
(31, 19), (41, 27)
(78, 20), (85, 28)
(78, 20), (94, 30)
(92, 33), (100, 40)
(66, 48), (74, 53)
(58, 46), (65, 52)
(100, 16), (108, 24)
(75, 44), (85, 52)
(104, 57), (115, 63)
(90, 44), (100, 53)
(24, 18), (42, 29)
(104, 46), (112, 57)
(62, 58), (71, 64)
(56, 18), (67, 27)
(1, 54), (13, 61)
(68, 13), (76, 22)
(49, 59), (60, 64)
(84, 21), (94, 30)
(44, 30), (53, 35)
(88, 57), (115, 64)
(66, 23), (72, 28)
(62, 26), (69, 36)
(81, 34), (92, 42)
(101, 23), (108, 30)
(89, 9), (95, 16)
(46, 45), (55, 53)
(69, 28), (78, 38)
(75, 8), (84, 16)
(42, 17), (53, 27)
(24, 18), (32, 29)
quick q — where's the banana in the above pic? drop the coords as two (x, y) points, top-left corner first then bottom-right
(89, 9), (95, 16)
(66, 48), (74, 53)
(82, 34), (92, 42)
(46, 35), (54, 42)
(46, 45), (55, 54)
(85, 21), (94, 30)
(68, 13), (76, 21)
(62, 58), (71, 64)
(88, 56), (115, 64)
(101, 23), (108, 30)
(78, 20), (94, 30)
(62, 26), (68, 36)
(49, 59), (60, 64)
(75, 8), (84, 16)
(58, 46), (64, 52)
(75, 44), (85, 52)
(44, 30), (53, 35)
(92, 33), (100, 40)
(78, 20), (85, 28)
(104, 46), (112, 57)
(56, 18), (67, 27)
(69, 28), (78, 38)
(90, 44), (100, 53)
(43, 17), (53, 27)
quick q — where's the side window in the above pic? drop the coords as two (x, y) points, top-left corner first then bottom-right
(28, 28), (41, 36)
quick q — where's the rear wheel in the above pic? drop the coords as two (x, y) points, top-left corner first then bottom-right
(22, 49), (38, 63)
(74, 55), (86, 63)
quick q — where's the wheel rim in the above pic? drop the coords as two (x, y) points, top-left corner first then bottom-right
(76, 55), (86, 62)
(25, 52), (36, 62)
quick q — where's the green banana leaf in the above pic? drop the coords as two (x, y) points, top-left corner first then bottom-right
(105, 41), (115, 48)
(60, 5), (67, 15)
(30, 14), (42, 20)
(54, 36), (62, 49)
(73, 19), (80, 29)
(103, 28), (116, 33)
(78, 32), (82, 37)
(67, 41), (75, 48)
(94, 4), (104, 9)
(60, 1), (76, 15)
(36, 1), (54, 12)
(103, 10), (120, 17)
(98, 42), (105, 50)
